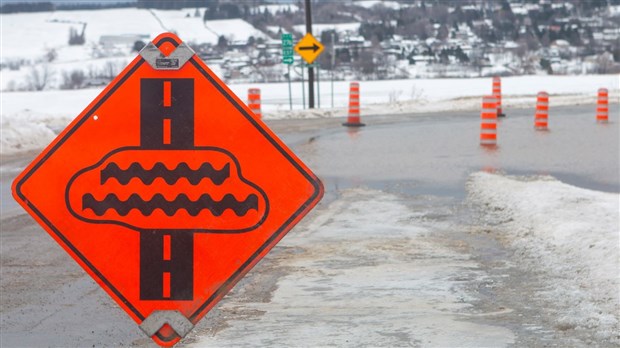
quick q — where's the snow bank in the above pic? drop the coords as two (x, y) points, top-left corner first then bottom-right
(0, 110), (71, 155)
(467, 172), (620, 342)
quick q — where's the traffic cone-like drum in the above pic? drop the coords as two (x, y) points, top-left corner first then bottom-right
(480, 95), (497, 146)
(492, 76), (505, 117)
(534, 91), (549, 130)
(248, 88), (261, 119)
(343, 82), (365, 127)
(596, 88), (609, 123)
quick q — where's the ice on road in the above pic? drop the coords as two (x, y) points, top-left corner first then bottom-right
(186, 188), (515, 347)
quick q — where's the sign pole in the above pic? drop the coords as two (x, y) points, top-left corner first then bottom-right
(304, 0), (315, 109)
(280, 33), (294, 110)
(288, 64), (292, 110)
(301, 62), (306, 110)
(331, 70), (334, 109)
(331, 32), (335, 109)
(317, 63), (321, 109)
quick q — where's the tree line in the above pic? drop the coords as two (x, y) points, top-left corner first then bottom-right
(0, 1), (135, 14)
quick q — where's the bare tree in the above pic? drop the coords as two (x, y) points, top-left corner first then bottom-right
(521, 53), (539, 75)
(27, 65), (54, 91)
(354, 50), (377, 76)
(68, 26), (86, 46)
(429, 4), (449, 24)
(596, 52), (617, 74)
(102, 60), (124, 80)
(45, 48), (57, 63)
(436, 24), (450, 41)
(61, 69), (86, 89)
(5, 80), (18, 92)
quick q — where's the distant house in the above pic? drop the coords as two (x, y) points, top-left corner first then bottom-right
(99, 34), (150, 47)
(602, 28), (620, 41)
(410, 55), (435, 65)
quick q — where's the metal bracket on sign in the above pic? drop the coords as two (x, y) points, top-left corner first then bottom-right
(139, 41), (195, 70)
(139, 310), (194, 338)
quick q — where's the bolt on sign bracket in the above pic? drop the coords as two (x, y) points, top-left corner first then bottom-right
(140, 310), (194, 338)
(139, 41), (195, 70)
(12, 32), (323, 347)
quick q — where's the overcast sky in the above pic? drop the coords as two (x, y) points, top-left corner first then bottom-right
(2, 0), (137, 4)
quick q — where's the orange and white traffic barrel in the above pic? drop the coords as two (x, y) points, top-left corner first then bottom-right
(492, 76), (505, 117)
(248, 88), (261, 119)
(343, 82), (365, 127)
(534, 91), (549, 130)
(480, 95), (497, 146)
(596, 88), (609, 123)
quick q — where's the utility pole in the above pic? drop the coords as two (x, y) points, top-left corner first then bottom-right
(304, 0), (315, 109)
(331, 31), (335, 108)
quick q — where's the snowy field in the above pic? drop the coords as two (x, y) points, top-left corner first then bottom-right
(1, 74), (618, 156)
(1, 8), (265, 61)
(0, 8), (268, 93)
(468, 172), (619, 343)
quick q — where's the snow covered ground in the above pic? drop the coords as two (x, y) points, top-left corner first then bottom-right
(467, 172), (620, 343)
(1, 8), (262, 62)
(0, 8), (267, 93)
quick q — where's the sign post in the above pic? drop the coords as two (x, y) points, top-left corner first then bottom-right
(300, 62), (306, 109)
(281, 33), (294, 110)
(316, 63), (321, 108)
(331, 31), (336, 109)
(12, 33), (323, 347)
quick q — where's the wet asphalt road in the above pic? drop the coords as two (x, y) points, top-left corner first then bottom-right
(282, 103), (619, 198)
(1, 102), (618, 347)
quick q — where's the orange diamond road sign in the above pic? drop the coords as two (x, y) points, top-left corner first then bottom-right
(12, 32), (323, 347)
(294, 33), (324, 64)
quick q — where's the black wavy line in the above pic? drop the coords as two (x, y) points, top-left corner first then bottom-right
(82, 193), (258, 217)
(100, 162), (230, 185)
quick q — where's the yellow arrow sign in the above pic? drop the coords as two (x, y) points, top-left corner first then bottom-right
(294, 33), (324, 64)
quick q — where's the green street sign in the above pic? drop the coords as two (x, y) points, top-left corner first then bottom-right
(281, 33), (294, 65)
